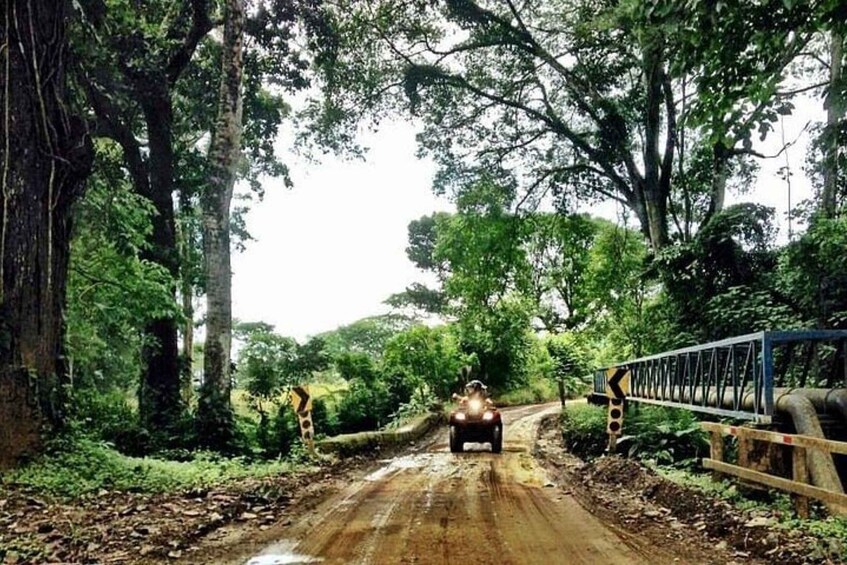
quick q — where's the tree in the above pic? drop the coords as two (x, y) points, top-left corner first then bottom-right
(311, 0), (690, 248)
(197, 0), (246, 449)
(544, 334), (590, 405)
(73, 0), (216, 437)
(382, 325), (470, 401)
(65, 143), (179, 395)
(334, 351), (392, 431)
(71, 0), (307, 442)
(240, 330), (297, 417)
(670, 1), (846, 221)
(386, 212), (451, 315)
(654, 204), (796, 342)
(0, 0), (93, 468)
(522, 214), (598, 331)
(318, 314), (413, 358)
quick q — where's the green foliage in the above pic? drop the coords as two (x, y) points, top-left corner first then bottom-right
(543, 333), (592, 398)
(561, 404), (708, 465)
(382, 324), (471, 401)
(456, 296), (537, 391)
(497, 376), (559, 406)
(310, 397), (340, 438)
(654, 204), (796, 342)
(69, 388), (149, 456)
(5, 437), (296, 499)
(582, 220), (655, 357)
(318, 314), (413, 359)
(618, 406), (709, 466)
(779, 216), (847, 328)
(384, 388), (438, 430)
(336, 377), (392, 434)
(66, 142), (180, 392)
(560, 404), (610, 460)
(236, 322), (330, 412)
(269, 406), (301, 457)
(307, 0), (689, 246)
(523, 214), (599, 331)
(239, 328), (298, 402)
(332, 351), (392, 432)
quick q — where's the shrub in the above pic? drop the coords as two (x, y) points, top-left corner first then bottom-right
(335, 378), (392, 433)
(270, 405), (300, 457)
(71, 388), (150, 456)
(5, 436), (293, 498)
(310, 397), (339, 437)
(561, 403), (708, 465)
(561, 404), (609, 459)
(620, 406), (708, 466)
(497, 376), (559, 406)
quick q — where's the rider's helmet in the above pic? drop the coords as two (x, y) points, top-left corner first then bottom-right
(464, 379), (486, 397)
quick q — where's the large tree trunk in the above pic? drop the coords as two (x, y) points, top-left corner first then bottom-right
(703, 142), (729, 227)
(197, 0), (244, 449)
(177, 195), (197, 405)
(137, 84), (183, 437)
(640, 38), (671, 250)
(0, 0), (93, 468)
(822, 31), (844, 218)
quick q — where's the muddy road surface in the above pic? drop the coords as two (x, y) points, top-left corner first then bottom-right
(236, 403), (652, 565)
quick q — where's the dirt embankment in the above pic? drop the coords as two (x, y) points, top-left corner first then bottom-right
(534, 415), (841, 564)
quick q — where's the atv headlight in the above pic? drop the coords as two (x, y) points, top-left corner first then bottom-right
(455, 412), (466, 421)
(482, 411), (494, 421)
(468, 399), (482, 412)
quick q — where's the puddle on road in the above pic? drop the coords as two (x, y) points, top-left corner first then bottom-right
(364, 453), (436, 481)
(365, 451), (476, 482)
(246, 540), (322, 565)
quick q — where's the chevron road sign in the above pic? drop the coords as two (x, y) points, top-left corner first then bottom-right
(605, 367), (630, 399)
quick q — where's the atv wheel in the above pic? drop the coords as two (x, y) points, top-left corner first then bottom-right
(449, 425), (463, 453)
(491, 424), (503, 454)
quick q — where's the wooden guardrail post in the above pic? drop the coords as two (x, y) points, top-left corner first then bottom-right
(737, 434), (751, 469)
(709, 430), (725, 480)
(792, 446), (810, 519)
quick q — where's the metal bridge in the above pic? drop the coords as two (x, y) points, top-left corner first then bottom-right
(593, 330), (847, 423)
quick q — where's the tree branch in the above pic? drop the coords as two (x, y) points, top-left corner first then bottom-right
(77, 69), (151, 195)
(729, 121), (810, 159)
(166, 0), (213, 86)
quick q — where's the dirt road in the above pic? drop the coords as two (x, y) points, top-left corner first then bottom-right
(239, 403), (650, 565)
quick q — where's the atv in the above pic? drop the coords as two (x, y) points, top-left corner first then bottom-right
(448, 393), (503, 453)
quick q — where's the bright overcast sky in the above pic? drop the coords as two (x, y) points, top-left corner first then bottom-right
(231, 98), (823, 342)
(231, 122), (451, 341)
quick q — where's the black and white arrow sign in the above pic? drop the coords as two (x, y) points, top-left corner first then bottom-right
(290, 385), (312, 414)
(605, 367), (630, 399)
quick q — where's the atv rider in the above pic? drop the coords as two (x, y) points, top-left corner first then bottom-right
(453, 379), (493, 408)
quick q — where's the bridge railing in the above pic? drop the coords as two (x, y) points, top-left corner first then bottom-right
(594, 330), (847, 423)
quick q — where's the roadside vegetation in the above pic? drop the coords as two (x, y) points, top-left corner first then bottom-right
(5, 437), (303, 499)
(560, 402), (847, 559)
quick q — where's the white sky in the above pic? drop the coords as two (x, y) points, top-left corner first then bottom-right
(231, 122), (451, 341)
(231, 100), (823, 342)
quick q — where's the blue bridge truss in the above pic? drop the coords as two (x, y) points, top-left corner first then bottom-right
(593, 330), (847, 422)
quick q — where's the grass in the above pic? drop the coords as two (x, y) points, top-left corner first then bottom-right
(497, 377), (560, 406)
(4, 437), (303, 499)
(560, 403), (609, 458)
